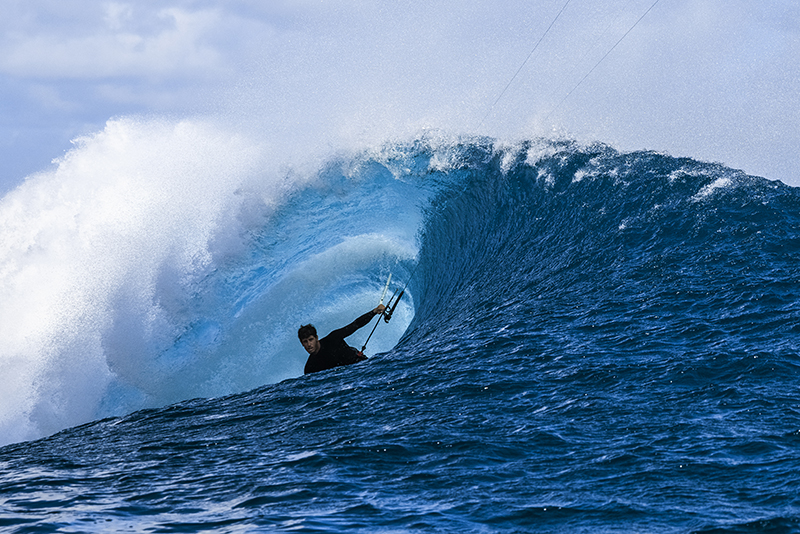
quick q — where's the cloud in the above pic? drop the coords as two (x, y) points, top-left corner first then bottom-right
(0, 5), (229, 80)
(0, 0), (798, 190)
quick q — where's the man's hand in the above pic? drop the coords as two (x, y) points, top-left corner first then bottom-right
(373, 304), (386, 316)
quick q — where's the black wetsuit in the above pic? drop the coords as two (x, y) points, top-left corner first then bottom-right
(303, 310), (374, 374)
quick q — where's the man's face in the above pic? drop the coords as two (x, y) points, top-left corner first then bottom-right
(301, 335), (321, 355)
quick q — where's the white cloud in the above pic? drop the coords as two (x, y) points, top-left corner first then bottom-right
(104, 2), (134, 31)
(0, 5), (228, 80)
(0, 0), (798, 189)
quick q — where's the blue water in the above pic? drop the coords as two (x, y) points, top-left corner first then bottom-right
(2, 133), (800, 533)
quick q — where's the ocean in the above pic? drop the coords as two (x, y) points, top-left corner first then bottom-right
(1, 121), (799, 532)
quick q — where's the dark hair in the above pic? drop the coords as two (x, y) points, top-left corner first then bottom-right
(298, 324), (317, 340)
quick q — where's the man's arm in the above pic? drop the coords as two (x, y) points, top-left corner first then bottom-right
(329, 305), (386, 340)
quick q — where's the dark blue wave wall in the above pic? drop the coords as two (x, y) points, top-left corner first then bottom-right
(405, 139), (800, 370)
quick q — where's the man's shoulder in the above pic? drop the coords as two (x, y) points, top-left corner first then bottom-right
(319, 329), (348, 346)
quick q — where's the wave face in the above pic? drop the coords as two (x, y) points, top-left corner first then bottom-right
(2, 131), (800, 532)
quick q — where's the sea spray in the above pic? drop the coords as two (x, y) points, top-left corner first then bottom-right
(0, 117), (269, 443)
(0, 117), (421, 446)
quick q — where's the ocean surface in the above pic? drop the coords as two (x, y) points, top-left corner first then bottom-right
(2, 126), (800, 532)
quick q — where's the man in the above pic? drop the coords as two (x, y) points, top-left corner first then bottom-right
(299, 304), (386, 374)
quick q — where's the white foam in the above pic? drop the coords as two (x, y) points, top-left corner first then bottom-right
(692, 177), (733, 201)
(0, 116), (272, 445)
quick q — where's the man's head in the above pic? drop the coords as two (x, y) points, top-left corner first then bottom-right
(298, 324), (320, 355)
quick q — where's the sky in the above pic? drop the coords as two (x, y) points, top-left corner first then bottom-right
(0, 0), (798, 194)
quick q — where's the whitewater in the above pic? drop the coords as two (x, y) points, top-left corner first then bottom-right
(1, 116), (800, 532)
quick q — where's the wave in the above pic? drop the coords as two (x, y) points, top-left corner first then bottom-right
(2, 121), (799, 447)
(0, 117), (419, 445)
